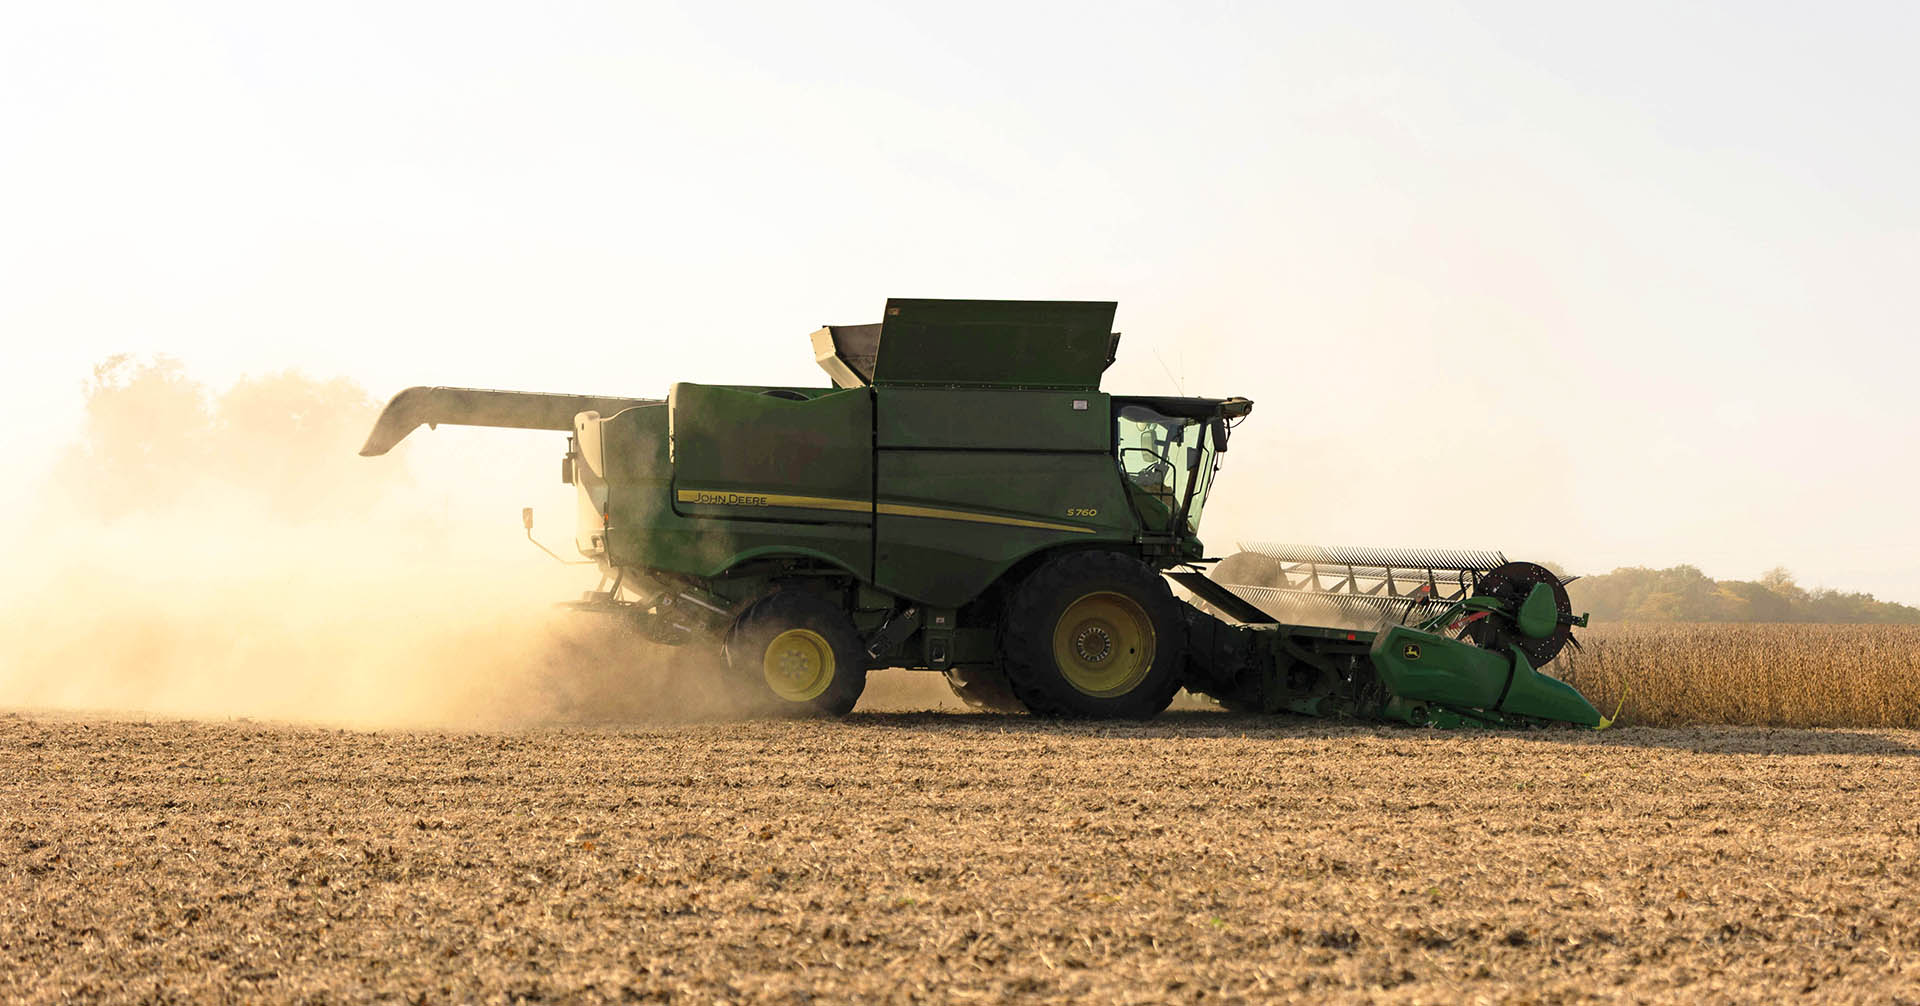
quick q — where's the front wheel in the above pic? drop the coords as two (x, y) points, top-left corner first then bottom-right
(725, 590), (867, 716)
(998, 552), (1187, 718)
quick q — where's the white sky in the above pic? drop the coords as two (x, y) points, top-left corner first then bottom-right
(3, 2), (1916, 602)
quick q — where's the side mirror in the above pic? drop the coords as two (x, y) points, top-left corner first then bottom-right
(1210, 418), (1228, 452)
(521, 507), (534, 531)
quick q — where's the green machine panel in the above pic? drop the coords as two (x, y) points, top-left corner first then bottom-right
(604, 402), (870, 580)
(872, 299), (1119, 391)
(668, 383), (873, 524)
(873, 450), (1135, 606)
(877, 388), (1111, 451)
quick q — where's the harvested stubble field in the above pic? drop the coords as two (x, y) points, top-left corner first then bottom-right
(4, 707), (1918, 1005)
(1552, 624), (1920, 729)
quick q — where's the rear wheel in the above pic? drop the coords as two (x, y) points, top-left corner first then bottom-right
(726, 590), (867, 716)
(998, 551), (1186, 718)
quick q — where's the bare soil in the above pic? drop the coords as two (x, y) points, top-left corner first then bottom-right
(4, 709), (1917, 1004)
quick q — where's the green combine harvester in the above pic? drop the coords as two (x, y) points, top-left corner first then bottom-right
(361, 299), (1609, 728)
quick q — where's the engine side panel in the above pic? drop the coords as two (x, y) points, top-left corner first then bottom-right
(872, 450), (1134, 607)
(600, 402), (871, 582)
(667, 384), (873, 524)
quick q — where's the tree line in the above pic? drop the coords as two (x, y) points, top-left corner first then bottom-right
(1567, 564), (1920, 624)
(56, 355), (401, 520)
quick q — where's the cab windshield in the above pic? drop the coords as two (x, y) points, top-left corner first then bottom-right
(1115, 404), (1218, 533)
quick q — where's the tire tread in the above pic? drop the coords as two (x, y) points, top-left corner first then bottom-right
(997, 551), (1185, 719)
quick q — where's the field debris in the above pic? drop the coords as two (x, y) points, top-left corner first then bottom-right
(2, 713), (1916, 1004)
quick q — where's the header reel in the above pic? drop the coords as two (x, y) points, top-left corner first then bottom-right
(1218, 543), (1587, 668)
(1458, 561), (1585, 667)
(1189, 544), (1604, 729)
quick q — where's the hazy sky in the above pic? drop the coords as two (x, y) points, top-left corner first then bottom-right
(4, 2), (1916, 602)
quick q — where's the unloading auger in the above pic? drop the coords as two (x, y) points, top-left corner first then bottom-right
(359, 297), (1610, 728)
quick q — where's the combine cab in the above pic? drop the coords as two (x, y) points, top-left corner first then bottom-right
(362, 299), (1608, 727)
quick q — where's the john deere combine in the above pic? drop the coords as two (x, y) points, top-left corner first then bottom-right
(361, 299), (1607, 727)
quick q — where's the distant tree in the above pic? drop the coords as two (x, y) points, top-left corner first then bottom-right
(55, 356), (212, 517)
(212, 370), (395, 519)
(56, 356), (405, 520)
(1569, 564), (1920, 624)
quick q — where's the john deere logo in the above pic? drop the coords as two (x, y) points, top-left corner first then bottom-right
(1402, 643), (1421, 660)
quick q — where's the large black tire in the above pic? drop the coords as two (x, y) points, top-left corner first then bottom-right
(725, 590), (867, 716)
(998, 551), (1187, 719)
(941, 665), (1027, 713)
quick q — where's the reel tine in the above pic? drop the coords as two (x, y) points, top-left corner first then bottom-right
(1220, 584), (1453, 626)
(1240, 542), (1510, 576)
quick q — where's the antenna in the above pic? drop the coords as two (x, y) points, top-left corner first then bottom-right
(1152, 349), (1186, 396)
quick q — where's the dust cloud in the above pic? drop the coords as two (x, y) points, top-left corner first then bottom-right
(0, 357), (966, 728)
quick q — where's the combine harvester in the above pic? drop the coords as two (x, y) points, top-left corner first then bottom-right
(362, 299), (1608, 728)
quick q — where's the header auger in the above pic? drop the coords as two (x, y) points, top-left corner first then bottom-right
(362, 298), (1606, 727)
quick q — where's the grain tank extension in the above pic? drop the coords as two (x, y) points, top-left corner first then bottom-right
(361, 299), (1607, 726)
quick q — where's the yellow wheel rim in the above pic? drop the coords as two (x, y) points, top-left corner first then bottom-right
(762, 628), (835, 702)
(1051, 591), (1156, 698)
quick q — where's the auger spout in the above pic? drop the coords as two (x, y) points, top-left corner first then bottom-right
(359, 386), (660, 456)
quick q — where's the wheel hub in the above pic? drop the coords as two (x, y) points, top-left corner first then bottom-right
(761, 628), (834, 702)
(1051, 591), (1157, 698)
(776, 648), (813, 678)
(1072, 625), (1114, 663)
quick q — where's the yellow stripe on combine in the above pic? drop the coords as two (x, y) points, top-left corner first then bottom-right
(674, 488), (1095, 535)
(675, 489), (869, 513)
(875, 502), (1094, 535)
